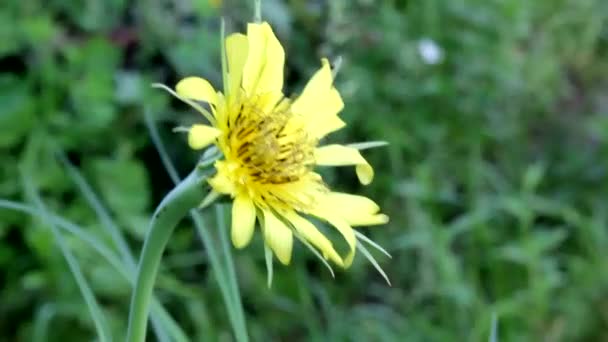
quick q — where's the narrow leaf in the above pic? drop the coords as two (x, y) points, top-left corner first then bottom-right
(56, 151), (174, 342)
(22, 174), (112, 342)
(489, 312), (498, 342)
(216, 205), (248, 342)
(296, 234), (335, 278)
(0, 199), (188, 342)
(264, 244), (274, 288)
(346, 141), (389, 150)
(357, 242), (391, 286)
(355, 231), (392, 258)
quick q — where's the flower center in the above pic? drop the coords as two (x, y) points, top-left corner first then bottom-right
(227, 97), (316, 185)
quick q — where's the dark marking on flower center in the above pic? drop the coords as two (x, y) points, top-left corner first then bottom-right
(228, 97), (315, 185)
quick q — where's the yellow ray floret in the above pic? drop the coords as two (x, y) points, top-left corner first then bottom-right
(171, 21), (388, 269)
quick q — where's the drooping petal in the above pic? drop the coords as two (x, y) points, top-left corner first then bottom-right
(225, 33), (248, 99)
(315, 145), (374, 185)
(348, 214), (388, 226)
(284, 211), (344, 267)
(262, 209), (293, 265)
(310, 208), (357, 267)
(188, 124), (222, 150)
(292, 59), (345, 138)
(231, 195), (256, 248)
(176, 77), (218, 105)
(242, 22), (284, 96)
(321, 192), (389, 226)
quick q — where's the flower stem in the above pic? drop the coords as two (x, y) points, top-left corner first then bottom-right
(126, 167), (208, 342)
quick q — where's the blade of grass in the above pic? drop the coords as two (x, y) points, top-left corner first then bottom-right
(0, 200), (131, 276)
(144, 109), (248, 341)
(33, 303), (57, 342)
(56, 151), (136, 270)
(190, 213), (243, 337)
(216, 204), (247, 334)
(55, 151), (172, 342)
(0, 199), (189, 342)
(21, 173), (112, 342)
(143, 109), (181, 182)
(489, 312), (498, 342)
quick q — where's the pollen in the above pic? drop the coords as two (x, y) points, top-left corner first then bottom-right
(225, 96), (316, 186)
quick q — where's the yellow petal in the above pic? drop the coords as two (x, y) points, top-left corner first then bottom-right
(242, 22), (284, 96)
(231, 195), (256, 248)
(176, 77), (218, 105)
(313, 111), (346, 139)
(208, 161), (236, 195)
(321, 192), (389, 226)
(327, 192), (380, 212)
(284, 211), (343, 267)
(292, 59), (345, 138)
(262, 209), (293, 265)
(350, 214), (389, 226)
(298, 58), (333, 100)
(188, 124), (221, 150)
(226, 33), (248, 99)
(292, 59), (339, 113)
(315, 145), (374, 185)
(311, 208), (357, 267)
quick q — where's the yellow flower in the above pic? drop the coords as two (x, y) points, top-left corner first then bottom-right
(171, 22), (388, 270)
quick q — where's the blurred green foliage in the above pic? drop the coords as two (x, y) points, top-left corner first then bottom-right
(1, 0), (608, 340)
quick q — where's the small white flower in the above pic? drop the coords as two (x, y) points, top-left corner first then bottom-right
(418, 38), (443, 65)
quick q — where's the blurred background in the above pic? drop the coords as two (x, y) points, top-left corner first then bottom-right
(2, 0), (608, 340)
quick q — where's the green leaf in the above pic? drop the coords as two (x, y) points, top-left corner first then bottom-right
(0, 75), (35, 148)
(87, 158), (150, 226)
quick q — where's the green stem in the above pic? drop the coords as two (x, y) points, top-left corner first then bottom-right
(126, 168), (208, 342)
(144, 110), (248, 341)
